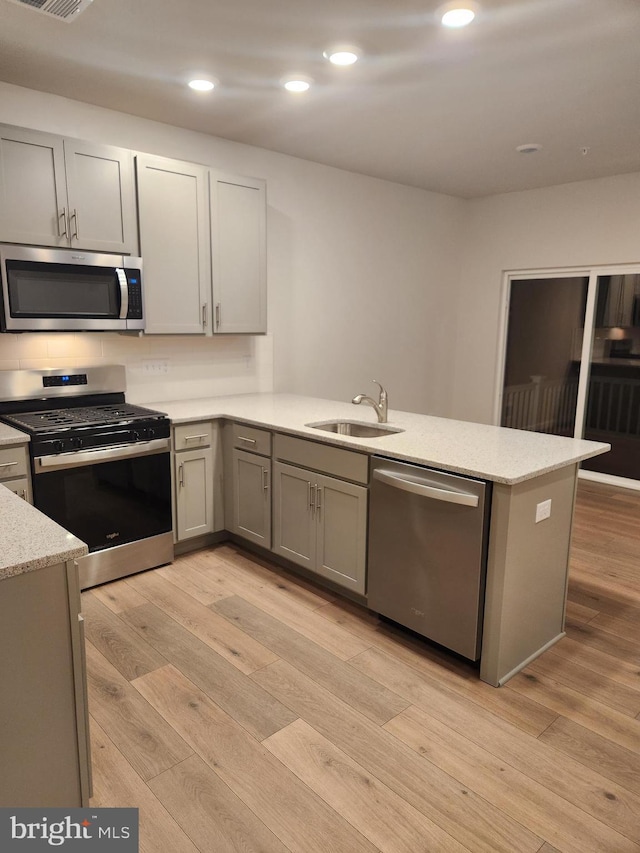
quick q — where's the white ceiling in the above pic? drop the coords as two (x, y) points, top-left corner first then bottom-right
(0, 0), (639, 197)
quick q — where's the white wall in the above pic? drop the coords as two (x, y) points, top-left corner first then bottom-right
(0, 82), (465, 413)
(452, 172), (640, 424)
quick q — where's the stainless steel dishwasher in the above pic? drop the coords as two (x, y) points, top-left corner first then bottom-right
(368, 457), (491, 660)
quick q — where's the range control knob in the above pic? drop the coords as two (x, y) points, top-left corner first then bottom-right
(70, 436), (84, 450)
(53, 439), (64, 453)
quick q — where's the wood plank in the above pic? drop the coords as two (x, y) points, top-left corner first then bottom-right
(82, 591), (168, 681)
(132, 664), (378, 853)
(203, 543), (336, 610)
(121, 602), (296, 740)
(384, 703), (639, 853)
(544, 636), (640, 692)
(316, 600), (558, 736)
(185, 555), (372, 660)
(567, 580), (640, 620)
(590, 611), (640, 644)
(264, 718), (470, 853)
(527, 650), (640, 717)
(507, 670), (640, 754)
(156, 560), (231, 606)
(91, 578), (149, 614)
(348, 646), (640, 845)
(149, 754), (290, 853)
(565, 620), (640, 664)
(539, 715), (640, 797)
(127, 570), (278, 674)
(86, 641), (193, 782)
(89, 717), (200, 853)
(252, 658), (543, 853)
(213, 594), (409, 725)
(565, 599), (599, 624)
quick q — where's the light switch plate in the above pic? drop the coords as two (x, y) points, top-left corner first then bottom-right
(535, 499), (552, 523)
(142, 359), (169, 375)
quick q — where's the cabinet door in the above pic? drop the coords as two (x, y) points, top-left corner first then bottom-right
(175, 448), (213, 540)
(137, 154), (210, 334)
(315, 473), (367, 595)
(0, 124), (68, 247)
(210, 171), (266, 334)
(272, 461), (315, 569)
(232, 449), (271, 548)
(1, 476), (30, 503)
(64, 139), (137, 254)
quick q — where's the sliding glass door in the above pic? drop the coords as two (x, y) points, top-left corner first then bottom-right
(500, 268), (640, 485)
(501, 276), (589, 437)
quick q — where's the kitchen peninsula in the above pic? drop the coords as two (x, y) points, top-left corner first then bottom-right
(150, 392), (610, 687)
(0, 479), (90, 807)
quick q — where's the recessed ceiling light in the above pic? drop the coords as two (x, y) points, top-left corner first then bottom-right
(283, 78), (312, 93)
(188, 79), (215, 92)
(516, 143), (543, 154)
(323, 45), (360, 66)
(439, 2), (478, 27)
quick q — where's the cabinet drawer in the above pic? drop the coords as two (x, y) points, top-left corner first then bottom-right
(232, 423), (271, 457)
(274, 433), (368, 485)
(0, 445), (28, 480)
(2, 477), (29, 501)
(174, 422), (212, 451)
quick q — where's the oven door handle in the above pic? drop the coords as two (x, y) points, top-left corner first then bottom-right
(34, 438), (170, 472)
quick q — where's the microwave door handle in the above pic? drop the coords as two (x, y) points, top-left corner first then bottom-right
(116, 268), (128, 319)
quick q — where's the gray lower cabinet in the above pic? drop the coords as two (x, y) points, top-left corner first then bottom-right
(0, 443), (31, 503)
(231, 449), (271, 547)
(272, 460), (367, 594)
(174, 447), (214, 540)
(0, 560), (91, 806)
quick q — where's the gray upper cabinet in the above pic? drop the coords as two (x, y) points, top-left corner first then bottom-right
(137, 157), (267, 336)
(136, 154), (211, 335)
(210, 171), (267, 334)
(0, 124), (137, 253)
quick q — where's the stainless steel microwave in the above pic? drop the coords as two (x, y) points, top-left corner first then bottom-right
(0, 245), (144, 332)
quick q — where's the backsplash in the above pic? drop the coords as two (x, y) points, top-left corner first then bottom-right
(0, 332), (274, 403)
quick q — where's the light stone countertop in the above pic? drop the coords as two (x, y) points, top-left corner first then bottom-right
(0, 486), (87, 581)
(147, 392), (610, 485)
(0, 422), (30, 446)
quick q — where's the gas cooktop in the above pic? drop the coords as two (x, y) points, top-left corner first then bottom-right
(3, 402), (167, 435)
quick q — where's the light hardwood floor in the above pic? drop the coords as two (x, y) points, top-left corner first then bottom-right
(84, 480), (640, 853)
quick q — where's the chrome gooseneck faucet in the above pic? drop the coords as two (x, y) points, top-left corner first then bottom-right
(352, 380), (388, 423)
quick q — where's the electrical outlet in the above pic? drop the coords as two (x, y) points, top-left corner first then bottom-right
(535, 499), (552, 523)
(142, 359), (169, 375)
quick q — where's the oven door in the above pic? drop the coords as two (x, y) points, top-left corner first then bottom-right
(32, 440), (172, 553)
(0, 246), (142, 332)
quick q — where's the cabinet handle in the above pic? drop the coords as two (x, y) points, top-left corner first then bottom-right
(178, 463), (184, 487)
(184, 434), (208, 442)
(202, 303), (208, 329)
(262, 468), (269, 492)
(71, 208), (79, 240)
(58, 208), (68, 238)
(215, 302), (221, 329)
(315, 484), (321, 515)
(18, 489), (26, 500)
(308, 481), (314, 514)
(0, 461), (18, 469)
(237, 436), (257, 445)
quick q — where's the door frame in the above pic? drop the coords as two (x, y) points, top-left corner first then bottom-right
(495, 263), (640, 490)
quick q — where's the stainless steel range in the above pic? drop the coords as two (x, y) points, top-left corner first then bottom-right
(0, 365), (173, 589)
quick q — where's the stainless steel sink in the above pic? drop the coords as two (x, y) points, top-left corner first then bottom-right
(306, 420), (404, 438)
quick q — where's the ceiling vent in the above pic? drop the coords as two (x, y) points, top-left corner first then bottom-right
(6, 0), (94, 22)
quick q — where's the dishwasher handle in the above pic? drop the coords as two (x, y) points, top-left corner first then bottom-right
(373, 468), (479, 507)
